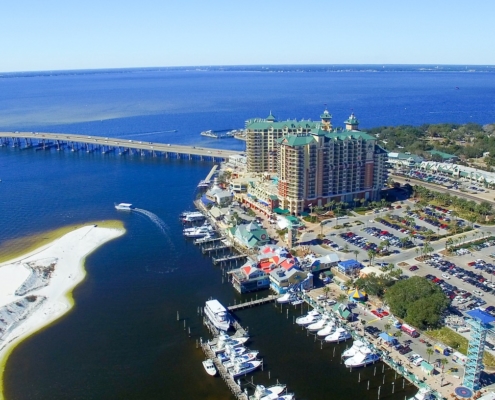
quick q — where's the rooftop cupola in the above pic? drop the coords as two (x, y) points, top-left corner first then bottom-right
(319, 109), (332, 131)
(344, 112), (359, 131)
(266, 111), (276, 123)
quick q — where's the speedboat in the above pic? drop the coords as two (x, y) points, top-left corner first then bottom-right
(316, 321), (335, 337)
(291, 299), (304, 306)
(222, 351), (259, 369)
(408, 387), (435, 400)
(295, 310), (321, 326)
(114, 203), (134, 211)
(324, 327), (352, 343)
(342, 340), (366, 359)
(227, 360), (262, 378)
(307, 315), (330, 332)
(344, 348), (380, 367)
(217, 345), (247, 363)
(202, 359), (217, 376)
(251, 384), (286, 400)
(204, 299), (231, 331)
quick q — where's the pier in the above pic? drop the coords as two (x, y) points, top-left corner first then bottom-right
(213, 254), (247, 265)
(194, 236), (223, 245)
(0, 132), (242, 163)
(228, 295), (278, 311)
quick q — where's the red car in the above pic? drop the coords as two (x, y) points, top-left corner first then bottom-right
(409, 265), (419, 271)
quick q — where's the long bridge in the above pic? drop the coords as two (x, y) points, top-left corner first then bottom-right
(0, 132), (243, 162)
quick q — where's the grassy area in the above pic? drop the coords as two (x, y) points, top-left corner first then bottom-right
(428, 327), (495, 368)
(0, 220), (124, 264)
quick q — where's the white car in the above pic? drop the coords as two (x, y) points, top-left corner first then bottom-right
(441, 274), (450, 280)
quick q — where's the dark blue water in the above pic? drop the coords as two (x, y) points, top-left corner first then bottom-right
(1, 67), (494, 399)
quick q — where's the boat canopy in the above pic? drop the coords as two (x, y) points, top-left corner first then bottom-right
(206, 299), (227, 314)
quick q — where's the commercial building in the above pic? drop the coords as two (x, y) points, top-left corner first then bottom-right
(245, 110), (387, 215)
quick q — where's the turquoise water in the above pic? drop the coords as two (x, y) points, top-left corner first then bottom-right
(1, 67), (494, 399)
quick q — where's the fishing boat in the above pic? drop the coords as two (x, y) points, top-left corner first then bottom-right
(344, 348), (380, 367)
(342, 340), (366, 359)
(204, 299), (231, 331)
(295, 310), (321, 326)
(227, 360), (262, 378)
(250, 384), (286, 400)
(114, 203), (134, 211)
(202, 359), (217, 376)
(307, 315), (330, 332)
(217, 345), (247, 363)
(210, 334), (249, 354)
(222, 351), (259, 368)
(324, 327), (352, 343)
(316, 321), (336, 337)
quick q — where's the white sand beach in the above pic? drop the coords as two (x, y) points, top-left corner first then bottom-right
(0, 224), (125, 393)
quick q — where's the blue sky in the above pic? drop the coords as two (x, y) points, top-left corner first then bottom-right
(2, 0), (494, 72)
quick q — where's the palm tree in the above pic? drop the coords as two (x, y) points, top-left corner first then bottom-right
(367, 249), (376, 266)
(384, 322), (391, 333)
(426, 348), (434, 363)
(337, 294), (347, 304)
(394, 330), (402, 341)
(439, 358), (449, 386)
(353, 249), (359, 260)
(323, 286), (330, 298)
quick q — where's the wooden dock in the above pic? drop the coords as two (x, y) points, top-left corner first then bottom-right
(228, 295), (278, 311)
(201, 342), (248, 400)
(195, 236), (223, 245)
(213, 254), (247, 265)
(202, 244), (229, 253)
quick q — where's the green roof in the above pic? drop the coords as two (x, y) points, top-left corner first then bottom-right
(429, 150), (457, 159)
(320, 110), (332, 119)
(344, 113), (359, 125)
(277, 134), (316, 147)
(269, 195), (278, 200)
(266, 111), (276, 122)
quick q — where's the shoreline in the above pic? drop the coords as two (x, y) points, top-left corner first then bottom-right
(0, 222), (125, 400)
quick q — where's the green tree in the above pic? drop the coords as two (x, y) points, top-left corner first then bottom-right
(426, 348), (434, 363)
(353, 249), (359, 260)
(337, 294), (347, 304)
(384, 276), (449, 329)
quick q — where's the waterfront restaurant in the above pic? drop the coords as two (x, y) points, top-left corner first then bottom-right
(226, 221), (270, 249)
(229, 262), (270, 293)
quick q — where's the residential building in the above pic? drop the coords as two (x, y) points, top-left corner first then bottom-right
(245, 109), (388, 215)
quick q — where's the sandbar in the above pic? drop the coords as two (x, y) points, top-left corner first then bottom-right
(0, 223), (125, 399)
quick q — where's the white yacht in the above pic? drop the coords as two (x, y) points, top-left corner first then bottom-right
(184, 225), (214, 238)
(182, 211), (205, 222)
(344, 349), (380, 367)
(295, 310), (321, 326)
(307, 315), (330, 332)
(408, 388), (435, 400)
(251, 384), (286, 400)
(202, 359), (217, 376)
(227, 360), (262, 378)
(342, 340), (366, 359)
(222, 351), (259, 368)
(324, 327), (352, 343)
(114, 203), (134, 211)
(316, 321), (336, 337)
(204, 299), (231, 331)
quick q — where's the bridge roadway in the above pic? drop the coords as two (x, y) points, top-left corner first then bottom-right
(0, 132), (242, 161)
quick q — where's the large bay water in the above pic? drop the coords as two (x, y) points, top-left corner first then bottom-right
(1, 66), (495, 399)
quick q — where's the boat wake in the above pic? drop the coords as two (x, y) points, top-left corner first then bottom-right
(133, 208), (169, 234)
(132, 208), (179, 265)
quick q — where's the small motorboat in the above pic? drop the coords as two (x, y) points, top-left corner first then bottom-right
(202, 359), (217, 376)
(344, 349), (380, 367)
(277, 292), (295, 304)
